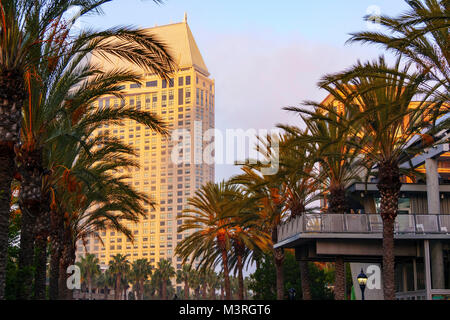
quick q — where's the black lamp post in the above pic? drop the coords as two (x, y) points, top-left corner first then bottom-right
(357, 268), (368, 300)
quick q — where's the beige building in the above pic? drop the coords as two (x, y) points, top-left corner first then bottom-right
(77, 17), (215, 272)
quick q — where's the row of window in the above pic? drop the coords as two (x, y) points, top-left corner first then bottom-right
(128, 76), (192, 90)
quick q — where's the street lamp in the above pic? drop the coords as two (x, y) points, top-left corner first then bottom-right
(357, 269), (368, 300)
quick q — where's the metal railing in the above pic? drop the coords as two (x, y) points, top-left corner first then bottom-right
(278, 214), (450, 243)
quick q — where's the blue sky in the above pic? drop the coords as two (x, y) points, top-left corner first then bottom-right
(83, 0), (411, 181)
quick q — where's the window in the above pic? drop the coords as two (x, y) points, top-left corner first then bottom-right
(130, 83), (141, 89)
(186, 76), (191, 85)
(169, 78), (174, 87)
(178, 77), (183, 86)
(146, 80), (157, 87)
(162, 79), (167, 88)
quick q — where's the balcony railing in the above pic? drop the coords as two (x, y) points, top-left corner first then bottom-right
(277, 214), (450, 243)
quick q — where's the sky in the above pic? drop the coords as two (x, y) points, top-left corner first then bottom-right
(82, 0), (412, 181)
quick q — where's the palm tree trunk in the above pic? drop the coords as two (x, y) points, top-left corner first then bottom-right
(104, 286), (108, 300)
(162, 281), (167, 300)
(49, 209), (63, 300)
(140, 279), (145, 300)
(33, 237), (47, 300)
(33, 200), (50, 300)
(237, 253), (244, 300)
(114, 275), (121, 300)
(202, 282), (207, 299)
(88, 276), (92, 300)
(0, 147), (14, 300)
(274, 248), (285, 300)
(58, 257), (69, 300)
(17, 147), (44, 300)
(299, 260), (312, 300)
(334, 256), (346, 300)
(16, 208), (36, 300)
(221, 249), (231, 300)
(382, 218), (396, 300)
(49, 240), (61, 300)
(184, 280), (189, 300)
(377, 160), (401, 300)
(0, 69), (25, 300)
(220, 284), (224, 300)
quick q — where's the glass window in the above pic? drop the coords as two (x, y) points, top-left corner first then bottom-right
(146, 80), (157, 87)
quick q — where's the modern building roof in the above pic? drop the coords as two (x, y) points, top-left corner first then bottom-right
(145, 19), (210, 76)
(89, 15), (210, 77)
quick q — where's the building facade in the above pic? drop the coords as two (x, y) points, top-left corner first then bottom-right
(76, 18), (215, 275)
(276, 95), (450, 300)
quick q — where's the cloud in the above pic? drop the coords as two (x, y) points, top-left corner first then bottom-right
(201, 30), (382, 181)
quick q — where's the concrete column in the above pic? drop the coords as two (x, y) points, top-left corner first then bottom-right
(425, 158), (440, 214)
(425, 158), (445, 290)
(424, 240), (432, 300)
(402, 263), (408, 292)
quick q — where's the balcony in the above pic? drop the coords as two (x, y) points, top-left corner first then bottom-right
(276, 214), (450, 247)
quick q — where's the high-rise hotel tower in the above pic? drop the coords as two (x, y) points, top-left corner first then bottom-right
(77, 17), (215, 272)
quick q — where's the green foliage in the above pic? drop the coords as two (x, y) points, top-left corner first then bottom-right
(249, 251), (334, 300)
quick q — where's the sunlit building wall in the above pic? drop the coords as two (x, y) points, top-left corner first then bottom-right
(76, 17), (215, 272)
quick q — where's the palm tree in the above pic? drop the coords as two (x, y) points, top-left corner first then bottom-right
(150, 268), (163, 299)
(130, 259), (153, 300)
(109, 254), (130, 300)
(156, 258), (175, 300)
(227, 195), (271, 300)
(281, 106), (364, 300)
(230, 134), (291, 300)
(188, 269), (201, 300)
(0, 0), (172, 300)
(77, 253), (100, 300)
(318, 56), (435, 299)
(12, 0), (174, 299)
(176, 182), (242, 300)
(176, 264), (192, 300)
(205, 270), (219, 300)
(96, 270), (114, 300)
(348, 0), (449, 101)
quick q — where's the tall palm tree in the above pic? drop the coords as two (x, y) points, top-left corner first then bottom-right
(318, 56), (435, 299)
(176, 182), (241, 300)
(12, 0), (174, 299)
(281, 106), (364, 300)
(109, 254), (130, 300)
(348, 0), (449, 101)
(0, 0), (82, 300)
(205, 270), (219, 300)
(96, 270), (114, 300)
(227, 195), (271, 301)
(176, 264), (192, 300)
(156, 258), (175, 300)
(77, 253), (100, 300)
(150, 268), (163, 299)
(231, 134), (291, 300)
(130, 259), (152, 300)
(188, 269), (201, 300)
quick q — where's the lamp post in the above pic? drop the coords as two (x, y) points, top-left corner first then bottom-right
(357, 269), (368, 300)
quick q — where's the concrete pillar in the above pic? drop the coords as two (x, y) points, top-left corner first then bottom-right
(425, 158), (440, 214)
(425, 158), (445, 290)
(430, 241), (445, 289)
(402, 263), (408, 292)
(424, 240), (432, 300)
